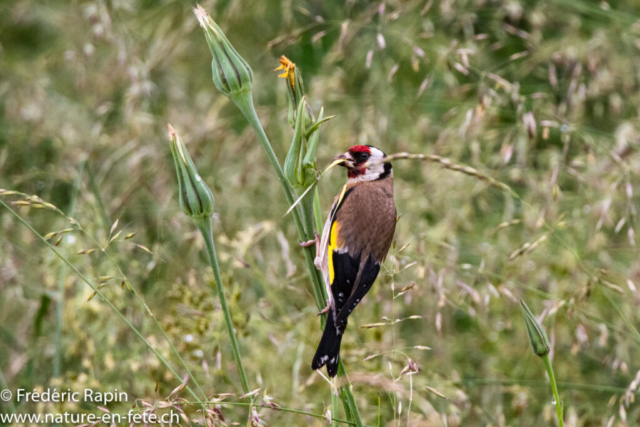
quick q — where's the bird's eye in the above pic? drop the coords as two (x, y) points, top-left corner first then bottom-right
(360, 153), (370, 160)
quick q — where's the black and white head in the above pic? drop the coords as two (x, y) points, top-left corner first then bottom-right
(334, 145), (392, 182)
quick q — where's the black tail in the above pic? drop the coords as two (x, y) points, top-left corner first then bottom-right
(311, 309), (343, 377)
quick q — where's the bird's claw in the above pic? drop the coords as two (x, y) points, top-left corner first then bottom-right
(300, 232), (320, 248)
(317, 302), (331, 316)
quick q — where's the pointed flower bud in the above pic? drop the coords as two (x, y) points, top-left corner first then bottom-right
(168, 124), (214, 220)
(194, 5), (253, 98)
(520, 300), (551, 357)
(275, 55), (314, 128)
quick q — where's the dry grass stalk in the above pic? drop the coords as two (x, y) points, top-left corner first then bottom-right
(359, 315), (422, 329)
(509, 234), (548, 261)
(364, 152), (516, 196)
(1, 189), (78, 224)
(493, 219), (521, 233)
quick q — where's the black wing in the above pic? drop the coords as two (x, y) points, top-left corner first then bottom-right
(311, 249), (360, 377)
(334, 255), (380, 331)
(330, 250), (361, 333)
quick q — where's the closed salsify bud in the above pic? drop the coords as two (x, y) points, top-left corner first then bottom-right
(194, 5), (253, 98)
(520, 299), (551, 357)
(168, 124), (214, 220)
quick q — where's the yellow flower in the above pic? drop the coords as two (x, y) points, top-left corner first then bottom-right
(275, 55), (296, 87)
(275, 55), (313, 128)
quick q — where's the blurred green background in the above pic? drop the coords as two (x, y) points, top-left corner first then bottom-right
(2, 0), (640, 425)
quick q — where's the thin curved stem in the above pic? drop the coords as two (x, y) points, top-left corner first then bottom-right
(331, 387), (340, 427)
(196, 217), (251, 396)
(543, 354), (564, 427)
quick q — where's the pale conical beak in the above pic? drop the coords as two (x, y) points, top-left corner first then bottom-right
(333, 152), (355, 168)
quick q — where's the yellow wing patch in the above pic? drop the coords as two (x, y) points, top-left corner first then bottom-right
(326, 183), (349, 285)
(327, 220), (342, 285)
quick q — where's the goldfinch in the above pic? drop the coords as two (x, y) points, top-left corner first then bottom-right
(311, 145), (396, 377)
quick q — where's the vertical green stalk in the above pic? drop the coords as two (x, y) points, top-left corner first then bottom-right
(337, 363), (362, 422)
(195, 217), (251, 396)
(301, 187), (316, 238)
(543, 354), (564, 427)
(54, 160), (85, 379)
(232, 92), (364, 426)
(341, 390), (354, 421)
(331, 388), (340, 427)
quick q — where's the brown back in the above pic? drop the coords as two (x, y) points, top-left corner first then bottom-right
(334, 175), (396, 263)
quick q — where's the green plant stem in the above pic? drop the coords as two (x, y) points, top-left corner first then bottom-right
(337, 363), (362, 423)
(543, 354), (564, 427)
(332, 388), (340, 427)
(232, 91), (364, 426)
(54, 160), (85, 379)
(0, 199), (204, 405)
(301, 187), (316, 238)
(195, 217), (251, 396)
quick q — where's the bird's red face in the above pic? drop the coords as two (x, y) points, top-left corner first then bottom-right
(334, 145), (390, 181)
(334, 145), (372, 179)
